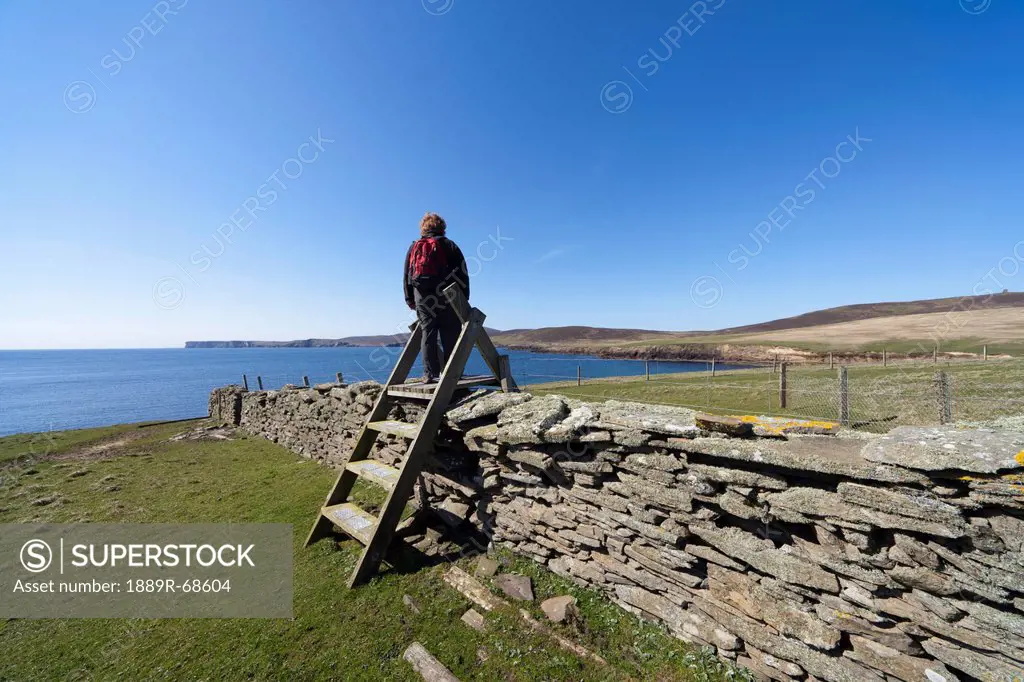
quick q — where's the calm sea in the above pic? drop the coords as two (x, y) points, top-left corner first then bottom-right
(0, 348), (735, 437)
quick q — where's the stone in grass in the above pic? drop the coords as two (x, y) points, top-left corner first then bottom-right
(403, 594), (421, 615)
(494, 573), (534, 601)
(30, 496), (59, 506)
(68, 470), (89, 478)
(475, 556), (500, 578)
(461, 608), (486, 632)
(540, 595), (580, 625)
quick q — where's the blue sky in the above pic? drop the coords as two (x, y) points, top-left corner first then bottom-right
(2, 0), (1022, 349)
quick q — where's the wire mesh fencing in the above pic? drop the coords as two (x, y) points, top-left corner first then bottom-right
(527, 358), (1024, 430)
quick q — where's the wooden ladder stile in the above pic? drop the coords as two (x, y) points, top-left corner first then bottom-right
(304, 284), (516, 587)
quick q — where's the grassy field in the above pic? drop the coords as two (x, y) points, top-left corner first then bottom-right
(531, 358), (1024, 428)
(0, 420), (747, 681)
(493, 304), (1024, 359)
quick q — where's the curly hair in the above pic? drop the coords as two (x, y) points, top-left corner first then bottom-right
(420, 212), (447, 237)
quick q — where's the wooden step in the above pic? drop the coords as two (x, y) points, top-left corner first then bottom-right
(322, 503), (377, 545)
(345, 460), (400, 490)
(367, 420), (420, 439)
(388, 375), (501, 400)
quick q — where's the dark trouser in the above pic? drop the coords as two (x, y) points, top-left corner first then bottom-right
(414, 288), (462, 379)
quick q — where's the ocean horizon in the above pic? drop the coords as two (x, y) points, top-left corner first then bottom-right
(0, 348), (740, 438)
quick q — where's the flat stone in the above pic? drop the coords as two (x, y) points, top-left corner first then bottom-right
(953, 598), (1024, 638)
(861, 425), (1024, 474)
(506, 448), (554, 471)
(691, 594), (885, 682)
(908, 590), (963, 622)
(708, 565), (841, 651)
(558, 459), (612, 474)
(766, 487), (968, 538)
(613, 472), (692, 513)
(685, 543), (746, 571)
(742, 415), (841, 436)
(838, 482), (963, 523)
(689, 525), (840, 593)
(461, 608), (486, 632)
(540, 595), (579, 624)
(922, 637), (1021, 681)
(695, 413), (754, 437)
(685, 463), (788, 490)
(542, 405), (600, 442)
(683, 436), (931, 485)
(597, 400), (697, 436)
(887, 566), (958, 596)
(846, 635), (958, 682)
(496, 396), (568, 445)
(814, 603), (920, 654)
(716, 490), (763, 521)
(447, 391), (533, 424)
(403, 594), (421, 615)
(790, 537), (898, 588)
(625, 451), (686, 472)
(494, 573), (534, 601)
(474, 556), (499, 578)
(613, 584), (687, 632)
(892, 534), (942, 570)
(436, 499), (471, 527)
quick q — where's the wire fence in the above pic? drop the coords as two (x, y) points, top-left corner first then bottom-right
(525, 357), (1024, 430)
(234, 355), (1024, 431)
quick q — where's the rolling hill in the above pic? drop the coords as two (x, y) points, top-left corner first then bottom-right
(186, 292), (1024, 362)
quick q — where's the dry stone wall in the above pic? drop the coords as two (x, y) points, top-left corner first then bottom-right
(209, 382), (1024, 682)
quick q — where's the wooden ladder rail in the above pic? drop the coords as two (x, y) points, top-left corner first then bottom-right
(305, 284), (515, 587)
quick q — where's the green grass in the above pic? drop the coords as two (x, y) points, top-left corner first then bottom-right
(0, 421), (157, 465)
(0, 421), (748, 681)
(531, 358), (1024, 428)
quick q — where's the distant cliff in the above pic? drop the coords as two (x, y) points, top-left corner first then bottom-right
(185, 339), (360, 349)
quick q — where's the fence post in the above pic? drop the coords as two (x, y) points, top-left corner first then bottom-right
(577, 365), (581, 387)
(934, 371), (952, 424)
(257, 376), (264, 390)
(882, 348), (887, 367)
(242, 374), (249, 391)
(646, 360), (650, 381)
(933, 346), (938, 363)
(778, 362), (788, 410)
(838, 367), (850, 427)
(828, 352), (833, 370)
(303, 375), (310, 387)
(983, 345), (987, 361)
(711, 357), (716, 377)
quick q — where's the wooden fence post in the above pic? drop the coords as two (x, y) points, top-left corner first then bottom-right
(257, 376), (264, 390)
(711, 357), (716, 377)
(933, 347), (938, 363)
(983, 345), (988, 361)
(838, 367), (850, 427)
(242, 374), (249, 391)
(336, 372), (344, 383)
(882, 349), (887, 367)
(934, 371), (952, 424)
(778, 362), (788, 410)
(828, 352), (833, 370)
(303, 376), (310, 387)
(577, 365), (581, 387)
(645, 360), (650, 381)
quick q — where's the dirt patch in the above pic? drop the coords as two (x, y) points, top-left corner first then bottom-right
(170, 425), (238, 442)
